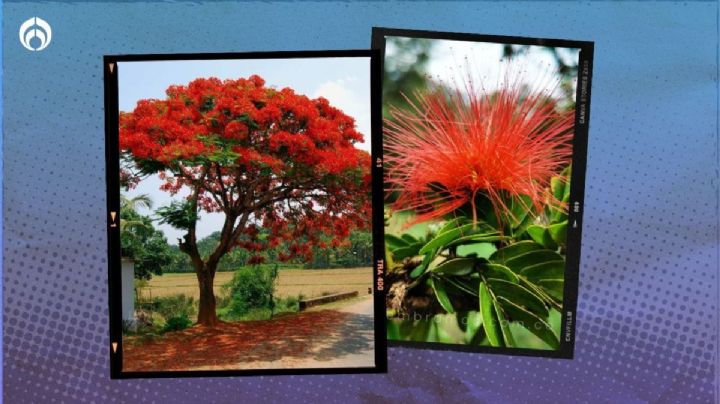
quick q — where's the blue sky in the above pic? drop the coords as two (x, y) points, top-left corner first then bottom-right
(118, 57), (371, 243)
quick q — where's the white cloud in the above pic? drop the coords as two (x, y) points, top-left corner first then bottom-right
(313, 77), (372, 153)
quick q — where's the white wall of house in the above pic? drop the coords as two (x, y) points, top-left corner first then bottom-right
(121, 258), (136, 328)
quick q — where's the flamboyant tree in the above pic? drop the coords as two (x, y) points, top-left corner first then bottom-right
(120, 75), (371, 326)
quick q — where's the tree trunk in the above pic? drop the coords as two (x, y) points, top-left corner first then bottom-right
(196, 263), (219, 326)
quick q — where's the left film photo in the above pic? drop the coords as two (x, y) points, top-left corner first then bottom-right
(104, 51), (386, 377)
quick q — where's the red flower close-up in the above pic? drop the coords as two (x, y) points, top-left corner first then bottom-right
(384, 70), (574, 226)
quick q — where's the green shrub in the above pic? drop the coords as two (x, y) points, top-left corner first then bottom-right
(153, 294), (196, 321)
(284, 296), (298, 309)
(223, 265), (278, 318)
(162, 314), (192, 333)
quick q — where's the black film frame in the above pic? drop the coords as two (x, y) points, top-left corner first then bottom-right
(372, 27), (594, 359)
(104, 49), (387, 378)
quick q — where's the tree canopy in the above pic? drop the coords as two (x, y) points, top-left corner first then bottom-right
(119, 75), (372, 325)
(120, 206), (173, 280)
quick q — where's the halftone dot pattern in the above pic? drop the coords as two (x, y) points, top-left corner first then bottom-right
(3, 2), (717, 403)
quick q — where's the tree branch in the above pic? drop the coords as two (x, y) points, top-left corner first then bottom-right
(178, 167), (208, 272)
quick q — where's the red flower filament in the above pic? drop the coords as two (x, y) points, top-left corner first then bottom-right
(385, 70), (574, 226)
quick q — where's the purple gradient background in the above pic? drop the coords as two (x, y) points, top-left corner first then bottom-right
(2, 1), (718, 403)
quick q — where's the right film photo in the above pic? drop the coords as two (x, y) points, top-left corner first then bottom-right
(374, 28), (593, 357)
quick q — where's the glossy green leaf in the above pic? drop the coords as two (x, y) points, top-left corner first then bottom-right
(537, 279), (565, 301)
(418, 223), (477, 255)
(432, 258), (475, 276)
(520, 260), (565, 281)
(479, 282), (503, 347)
(409, 249), (436, 279)
(401, 233), (419, 244)
(490, 240), (544, 263)
(457, 243), (497, 259)
(548, 221), (568, 245)
(385, 234), (409, 250)
(526, 225), (557, 250)
(562, 166), (572, 203)
(384, 245), (395, 270)
(428, 277), (454, 314)
(446, 233), (505, 248)
(550, 209), (568, 225)
(505, 250), (564, 273)
(493, 300), (516, 347)
(551, 177), (565, 201)
(438, 217), (467, 234)
(505, 194), (533, 229)
(486, 278), (549, 317)
(478, 262), (519, 283)
(519, 277), (563, 308)
(392, 242), (424, 260)
(497, 296), (559, 349)
(513, 212), (537, 238)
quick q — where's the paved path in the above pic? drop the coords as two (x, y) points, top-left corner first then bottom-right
(337, 296), (374, 315)
(232, 296), (376, 370)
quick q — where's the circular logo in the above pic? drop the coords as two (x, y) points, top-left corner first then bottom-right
(19, 17), (52, 51)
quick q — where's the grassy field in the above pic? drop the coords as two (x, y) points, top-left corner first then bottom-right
(138, 267), (373, 301)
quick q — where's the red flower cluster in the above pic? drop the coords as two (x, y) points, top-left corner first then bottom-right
(120, 75), (372, 262)
(385, 70), (574, 225)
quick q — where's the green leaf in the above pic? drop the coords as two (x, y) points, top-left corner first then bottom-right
(562, 166), (572, 203)
(156, 200), (198, 230)
(493, 301), (516, 347)
(457, 243), (497, 259)
(384, 245), (395, 270)
(438, 217), (467, 234)
(505, 194), (533, 229)
(409, 249), (436, 279)
(513, 212), (537, 238)
(519, 277), (563, 308)
(549, 209), (568, 225)
(428, 278), (454, 314)
(548, 221), (568, 245)
(551, 177), (565, 201)
(479, 282), (503, 347)
(446, 233), (505, 248)
(537, 279), (565, 301)
(418, 223), (477, 255)
(490, 240), (544, 264)
(386, 319), (401, 340)
(432, 258), (474, 276)
(486, 278), (549, 317)
(520, 260), (565, 281)
(401, 234), (419, 244)
(504, 250), (564, 273)
(478, 262), (519, 283)
(392, 242), (424, 260)
(497, 296), (560, 349)
(526, 225), (558, 249)
(385, 234), (409, 250)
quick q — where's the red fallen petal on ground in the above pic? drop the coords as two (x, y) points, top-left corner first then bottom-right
(123, 309), (356, 371)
